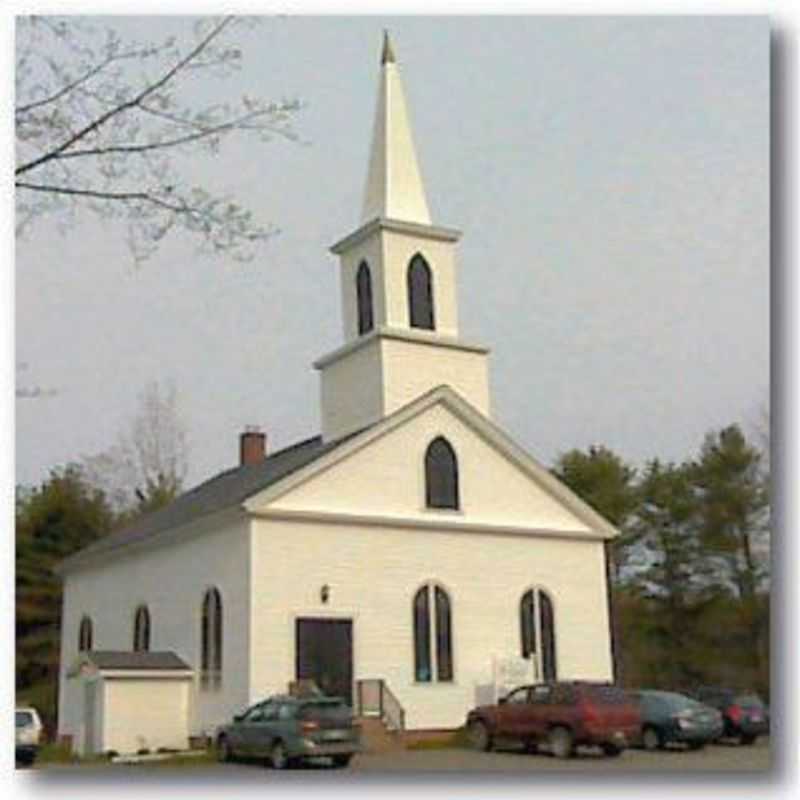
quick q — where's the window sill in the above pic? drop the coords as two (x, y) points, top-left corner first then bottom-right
(411, 681), (457, 687)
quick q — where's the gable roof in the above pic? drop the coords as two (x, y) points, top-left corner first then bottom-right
(79, 650), (192, 671)
(244, 385), (619, 539)
(57, 432), (360, 573)
(59, 386), (617, 575)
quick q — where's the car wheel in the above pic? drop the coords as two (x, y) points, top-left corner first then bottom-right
(642, 726), (662, 752)
(217, 736), (233, 763)
(467, 720), (493, 752)
(739, 734), (757, 746)
(331, 754), (353, 768)
(548, 726), (574, 759)
(270, 741), (291, 770)
(602, 743), (622, 757)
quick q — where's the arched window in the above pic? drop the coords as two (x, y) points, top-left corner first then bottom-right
(520, 589), (557, 681)
(425, 437), (459, 510)
(407, 254), (435, 330)
(356, 261), (374, 335)
(413, 583), (453, 682)
(78, 616), (93, 652)
(201, 588), (223, 690)
(133, 605), (150, 652)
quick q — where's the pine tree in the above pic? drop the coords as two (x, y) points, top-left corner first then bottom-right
(628, 459), (707, 688)
(16, 466), (116, 729)
(552, 445), (638, 578)
(692, 425), (769, 694)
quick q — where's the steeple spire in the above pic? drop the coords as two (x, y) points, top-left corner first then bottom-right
(361, 33), (431, 225)
(318, 34), (489, 443)
(381, 29), (395, 64)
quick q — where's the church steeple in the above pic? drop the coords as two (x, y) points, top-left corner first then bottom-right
(315, 34), (491, 442)
(381, 29), (395, 64)
(361, 32), (431, 225)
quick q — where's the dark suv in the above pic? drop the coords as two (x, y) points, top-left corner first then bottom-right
(689, 687), (768, 745)
(465, 682), (641, 758)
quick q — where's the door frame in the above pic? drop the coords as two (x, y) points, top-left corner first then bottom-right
(293, 615), (355, 705)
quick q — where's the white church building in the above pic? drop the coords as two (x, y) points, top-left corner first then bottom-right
(56, 35), (617, 754)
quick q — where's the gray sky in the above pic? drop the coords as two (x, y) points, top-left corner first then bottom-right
(15, 15), (769, 490)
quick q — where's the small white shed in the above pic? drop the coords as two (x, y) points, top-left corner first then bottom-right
(67, 651), (194, 756)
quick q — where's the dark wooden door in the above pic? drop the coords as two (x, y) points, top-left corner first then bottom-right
(295, 618), (353, 706)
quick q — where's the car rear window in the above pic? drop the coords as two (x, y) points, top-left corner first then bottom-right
(298, 702), (351, 722)
(734, 694), (764, 709)
(653, 692), (691, 710)
(16, 711), (33, 728)
(581, 685), (629, 705)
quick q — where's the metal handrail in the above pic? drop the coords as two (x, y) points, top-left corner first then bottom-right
(355, 678), (405, 731)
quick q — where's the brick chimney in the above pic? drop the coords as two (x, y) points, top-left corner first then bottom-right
(240, 426), (267, 466)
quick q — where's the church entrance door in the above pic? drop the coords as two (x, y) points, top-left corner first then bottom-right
(295, 618), (353, 706)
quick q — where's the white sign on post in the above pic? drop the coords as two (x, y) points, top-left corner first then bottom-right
(492, 655), (533, 703)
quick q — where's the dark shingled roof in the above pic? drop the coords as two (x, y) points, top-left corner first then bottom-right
(82, 650), (192, 671)
(60, 432), (358, 571)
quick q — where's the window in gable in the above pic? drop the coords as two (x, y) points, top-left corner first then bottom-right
(425, 437), (460, 510)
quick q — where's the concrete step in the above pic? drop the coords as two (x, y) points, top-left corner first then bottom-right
(356, 716), (406, 753)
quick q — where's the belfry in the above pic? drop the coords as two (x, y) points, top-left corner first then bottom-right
(315, 33), (491, 441)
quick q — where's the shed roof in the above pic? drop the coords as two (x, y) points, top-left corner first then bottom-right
(81, 650), (192, 671)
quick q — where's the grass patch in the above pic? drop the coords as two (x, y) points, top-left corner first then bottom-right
(147, 750), (218, 768)
(34, 742), (109, 766)
(33, 743), (217, 768)
(35, 742), (75, 764)
(406, 728), (470, 751)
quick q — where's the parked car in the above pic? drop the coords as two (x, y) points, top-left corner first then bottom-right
(689, 687), (768, 745)
(15, 707), (43, 766)
(215, 695), (361, 769)
(628, 690), (723, 751)
(465, 681), (641, 758)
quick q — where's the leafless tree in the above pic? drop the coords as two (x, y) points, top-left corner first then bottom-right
(15, 15), (300, 262)
(83, 380), (189, 513)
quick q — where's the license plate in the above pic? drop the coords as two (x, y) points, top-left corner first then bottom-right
(750, 714), (762, 722)
(323, 731), (349, 741)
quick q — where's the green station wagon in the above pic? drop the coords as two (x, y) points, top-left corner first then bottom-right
(216, 695), (361, 769)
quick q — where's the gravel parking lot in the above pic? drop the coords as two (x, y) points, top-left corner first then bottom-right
(356, 738), (771, 773)
(35, 737), (769, 775)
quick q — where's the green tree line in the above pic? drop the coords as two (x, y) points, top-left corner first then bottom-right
(553, 424), (770, 700)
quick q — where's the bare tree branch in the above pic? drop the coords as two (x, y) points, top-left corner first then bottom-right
(15, 181), (187, 213)
(16, 17), (234, 177)
(44, 107), (295, 161)
(15, 15), (300, 261)
(14, 47), (146, 116)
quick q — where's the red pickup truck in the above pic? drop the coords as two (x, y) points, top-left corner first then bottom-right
(466, 681), (641, 758)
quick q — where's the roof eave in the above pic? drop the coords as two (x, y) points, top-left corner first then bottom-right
(330, 217), (461, 255)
